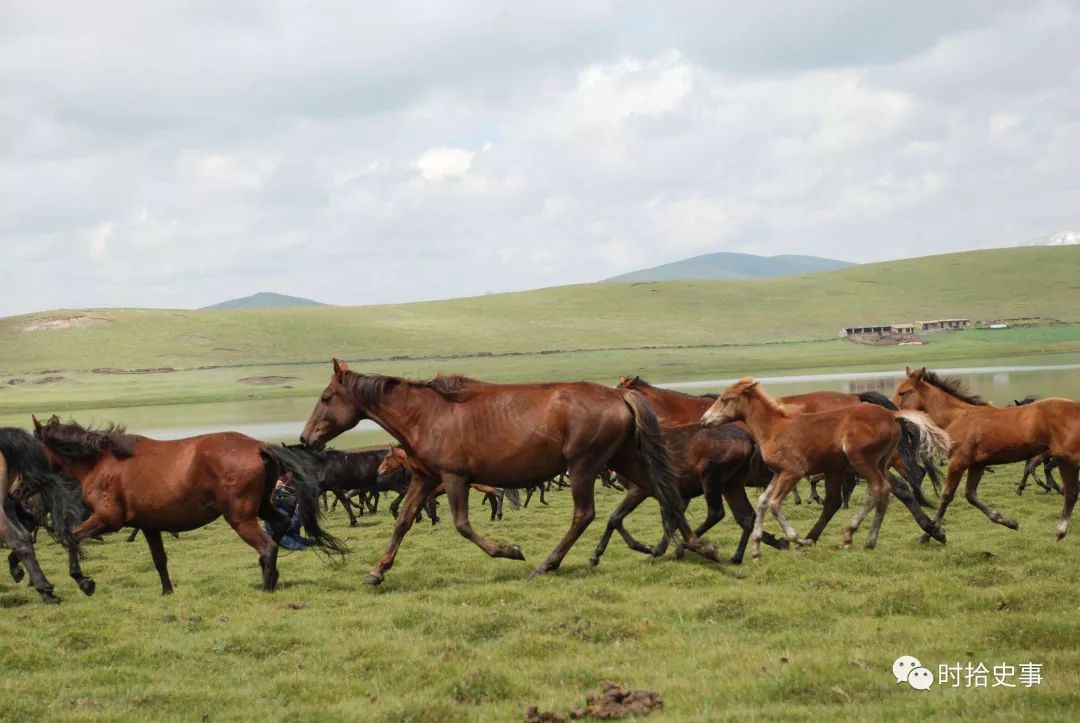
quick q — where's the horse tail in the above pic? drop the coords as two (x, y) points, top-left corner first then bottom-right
(858, 391), (899, 410)
(894, 410), (951, 502)
(504, 487), (521, 509)
(261, 445), (349, 559)
(0, 428), (87, 549)
(622, 391), (686, 542)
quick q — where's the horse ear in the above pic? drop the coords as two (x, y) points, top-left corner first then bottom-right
(332, 358), (349, 378)
(32, 414), (42, 433)
(617, 376), (628, 384)
(915, 367), (927, 380)
(905, 366), (912, 376)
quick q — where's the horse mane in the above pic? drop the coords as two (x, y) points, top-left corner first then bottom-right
(342, 371), (488, 404)
(747, 384), (795, 417)
(1012, 396), (1039, 406)
(38, 419), (136, 461)
(920, 370), (990, 406)
(621, 375), (718, 400)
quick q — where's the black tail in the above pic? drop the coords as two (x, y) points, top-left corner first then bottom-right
(0, 428), (88, 548)
(622, 391), (686, 542)
(261, 445), (349, 558)
(895, 421), (930, 506)
(857, 391), (898, 410)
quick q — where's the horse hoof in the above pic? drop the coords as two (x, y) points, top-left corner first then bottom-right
(797, 538), (815, 548)
(41, 592), (60, 605)
(864, 541), (877, 550)
(79, 578), (96, 596)
(1003, 519), (1019, 531)
(361, 572), (384, 586)
(728, 556), (743, 565)
(505, 545), (526, 561)
(11, 567), (24, 584)
(673, 544), (686, 560)
(589, 556), (600, 567)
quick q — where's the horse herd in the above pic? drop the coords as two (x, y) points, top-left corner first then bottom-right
(1, 360), (1077, 604)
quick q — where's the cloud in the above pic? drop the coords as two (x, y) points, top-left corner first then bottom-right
(1, 1), (1078, 316)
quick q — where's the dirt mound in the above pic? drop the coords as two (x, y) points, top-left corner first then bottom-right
(6, 378), (25, 386)
(91, 367), (176, 375)
(33, 376), (65, 385)
(238, 376), (299, 385)
(525, 682), (663, 722)
(21, 315), (111, 332)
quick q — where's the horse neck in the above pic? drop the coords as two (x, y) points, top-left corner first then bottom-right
(739, 391), (789, 441)
(918, 385), (971, 427)
(356, 381), (442, 453)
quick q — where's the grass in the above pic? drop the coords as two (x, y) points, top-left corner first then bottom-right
(1, 466), (1078, 721)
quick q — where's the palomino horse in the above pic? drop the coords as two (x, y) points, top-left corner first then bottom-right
(892, 367), (1080, 540)
(300, 360), (717, 585)
(590, 422), (789, 565)
(701, 378), (951, 556)
(617, 375), (940, 541)
(0, 428), (87, 604)
(378, 447), (508, 521)
(34, 416), (346, 594)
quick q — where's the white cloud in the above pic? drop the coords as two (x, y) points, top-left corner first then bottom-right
(416, 147), (474, 181)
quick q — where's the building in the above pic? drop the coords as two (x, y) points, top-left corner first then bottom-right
(893, 323), (916, 334)
(840, 324), (894, 337)
(916, 318), (971, 332)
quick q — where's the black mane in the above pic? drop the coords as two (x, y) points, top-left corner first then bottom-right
(921, 370), (990, 406)
(37, 418), (136, 461)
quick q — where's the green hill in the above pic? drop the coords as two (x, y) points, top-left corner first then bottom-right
(602, 251), (853, 282)
(1, 246), (1076, 374)
(200, 291), (327, 310)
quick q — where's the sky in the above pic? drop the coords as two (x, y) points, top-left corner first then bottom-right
(2, 1), (1078, 316)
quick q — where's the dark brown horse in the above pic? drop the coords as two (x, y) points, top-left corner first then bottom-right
(300, 360), (717, 585)
(1, 428), (87, 604)
(617, 375), (940, 542)
(893, 367), (1080, 540)
(378, 447), (507, 521)
(33, 416), (346, 594)
(701, 378), (951, 556)
(591, 422), (789, 565)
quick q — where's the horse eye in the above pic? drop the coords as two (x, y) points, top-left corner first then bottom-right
(320, 395), (331, 404)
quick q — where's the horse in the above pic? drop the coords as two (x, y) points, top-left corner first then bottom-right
(377, 447), (507, 521)
(590, 422), (790, 566)
(300, 359), (717, 585)
(0, 428), (88, 604)
(618, 375), (940, 541)
(1009, 399), (1062, 496)
(33, 416), (346, 594)
(892, 367), (1080, 540)
(701, 378), (951, 557)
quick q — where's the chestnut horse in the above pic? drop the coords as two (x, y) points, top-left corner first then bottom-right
(590, 422), (790, 566)
(1, 428), (88, 604)
(377, 447), (507, 521)
(300, 360), (717, 585)
(701, 378), (951, 556)
(617, 375), (940, 541)
(34, 416), (346, 594)
(892, 367), (1080, 540)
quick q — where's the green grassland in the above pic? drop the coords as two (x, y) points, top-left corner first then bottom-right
(1, 246), (1079, 416)
(1, 468), (1077, 721)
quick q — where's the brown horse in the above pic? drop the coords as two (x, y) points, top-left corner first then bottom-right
(618, 375), (940, 542)
(300, 360), (717, 585)
(892, 367), (1080, 540)
(33, 416), (346, 594)
(377, 447), (507, 521)
(590, 422), (790, 566)
(701, 378), (951, 556)
(0, 427), (88, 604)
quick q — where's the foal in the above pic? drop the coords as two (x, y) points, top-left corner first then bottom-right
(701, 378), (951, 556)
(893, 367), (1080, 540)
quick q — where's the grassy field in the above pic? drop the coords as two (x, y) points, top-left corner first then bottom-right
(1, 467), (1077, 721)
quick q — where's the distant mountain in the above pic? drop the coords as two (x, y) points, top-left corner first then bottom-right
(1026, 230), (1080, 247)
(201, 292), (328, 310)
(602, 252), (854, 283)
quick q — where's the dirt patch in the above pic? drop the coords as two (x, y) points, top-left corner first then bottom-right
(238, 376), (299, 385)
(21, 315), (111, 332)
(33, 376), (65, 385)
(91, 367), (176, 375)
(6, 378), (26, 386)
(525, 682), (663, 722)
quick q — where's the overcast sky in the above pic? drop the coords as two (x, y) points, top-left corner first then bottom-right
(2, 1), (1078, 316)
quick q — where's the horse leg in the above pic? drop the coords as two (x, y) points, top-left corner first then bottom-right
(864, 490), (891, 549)
(963, 465), (1018, 529)
(227, 516), (280, 592)
(919, 463), (965, 543)
(142, 530), (174, 595)
(1017, 458), (1037, 495)
(1046, 459), (1063, 494)
(887, 471), (946, 543)
(8, 549), (23, 583)
(0, 490), (59, 604)
(750, 476), (778, 559)
(444, 476), (525, 561)
(531, 469), (597, 578)
(589, 487), (651, 566)
(366, 476), (441, 585)
(841, 475), (856, 509)
(809, 477), (823, 505)
(333, 489), (358, 527)
(1054, 461), (1078, 541)
(723, 484), (787, 564)
(766, 472), (813, 547)
(841, 482), (881, 549)
(792, 482), (802, 506)
(650, 497), (690, 560)
(126, 528), (140, 542)
(805, 472), (844, 542)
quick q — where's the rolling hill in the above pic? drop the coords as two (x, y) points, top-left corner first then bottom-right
(601, 251), (853, 282)
(1, 246), (1077, 374)
(200, 292), (327, 310)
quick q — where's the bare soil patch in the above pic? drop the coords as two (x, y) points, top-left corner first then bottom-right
(525, 682), (663, 721)
(21, 315), (111, 331)
(237, 376), (299, 385)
